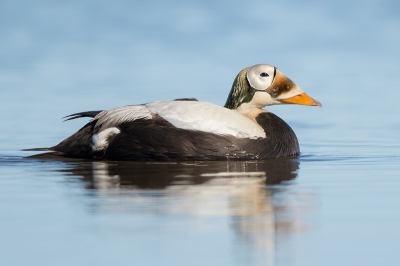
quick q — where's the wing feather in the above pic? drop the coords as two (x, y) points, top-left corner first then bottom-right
(146, 101), (266, 139)
(87, 101), (265, 139)
(93, 105), (153, 130)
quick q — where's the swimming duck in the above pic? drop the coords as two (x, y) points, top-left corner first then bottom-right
(25, 64), (321, 160)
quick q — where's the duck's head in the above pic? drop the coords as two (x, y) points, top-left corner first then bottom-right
(224, 64), (321, 110)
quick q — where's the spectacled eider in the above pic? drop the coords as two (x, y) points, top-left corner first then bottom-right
(25, 64), (321, 160)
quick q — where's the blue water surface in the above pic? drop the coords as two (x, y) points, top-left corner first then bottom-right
(1, 0), (400, 265)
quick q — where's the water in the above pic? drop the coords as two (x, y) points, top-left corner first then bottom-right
(1, 0), (400, 265)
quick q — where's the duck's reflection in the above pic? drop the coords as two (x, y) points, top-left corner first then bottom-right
(71, 158), (299, 188)
(32, 154), (310, 258)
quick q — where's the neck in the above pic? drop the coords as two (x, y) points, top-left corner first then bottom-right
(224, 67), (253, 110)
(236, 102), (267, 122)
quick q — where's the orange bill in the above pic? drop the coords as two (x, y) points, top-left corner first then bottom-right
(279, 92), (322, 107)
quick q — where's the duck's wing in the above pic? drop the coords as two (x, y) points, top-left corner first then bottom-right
(87, 101), (266, 139)
(146, 101), (266, 139)
(92, 105), (154, 131)
(28, 101), (266, 159)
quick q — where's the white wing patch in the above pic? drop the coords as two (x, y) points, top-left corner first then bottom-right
(93, 105), (152, 131)
(91, 127), (121, 152)
(147, 101), (266, 139)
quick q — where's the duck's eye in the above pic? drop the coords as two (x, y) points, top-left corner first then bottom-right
(260, 72), (269, 77)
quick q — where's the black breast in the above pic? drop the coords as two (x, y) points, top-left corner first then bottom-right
(241, 112), (299, 159)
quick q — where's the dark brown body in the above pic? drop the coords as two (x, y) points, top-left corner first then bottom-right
(49, 112), (299, 161)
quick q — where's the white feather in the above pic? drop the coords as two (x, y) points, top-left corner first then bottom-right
(91, 127), (121, 152)
(146, 101), (266, 139)
(94, 105), (152, 130)
(90, 101), (266, 139)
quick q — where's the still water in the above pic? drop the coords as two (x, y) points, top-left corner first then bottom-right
(2, 144), (399, 265)
(1, 0), (400, 265)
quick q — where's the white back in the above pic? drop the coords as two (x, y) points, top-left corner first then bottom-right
(93, 101), (266, 139)
(146, 101), (266, 139)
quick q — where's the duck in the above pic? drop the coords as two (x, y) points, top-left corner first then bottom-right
(25, 64), (321, 161)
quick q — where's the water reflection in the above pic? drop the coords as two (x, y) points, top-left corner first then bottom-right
(66, 158), (300, 188)
(30, 155), (310, 257)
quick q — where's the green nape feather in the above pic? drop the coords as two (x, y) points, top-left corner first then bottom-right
(224, 67), (256, 110)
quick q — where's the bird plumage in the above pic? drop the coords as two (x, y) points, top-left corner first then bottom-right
(24, 64), (321, 161)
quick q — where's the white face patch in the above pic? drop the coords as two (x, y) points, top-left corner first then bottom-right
(91, 127), (121, 152)
(246, 64), (275, 91)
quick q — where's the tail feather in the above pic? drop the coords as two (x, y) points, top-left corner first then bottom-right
(23, 110), (101, 157)
(22, 147), (54, 152)
(22, 147), (66, 156)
